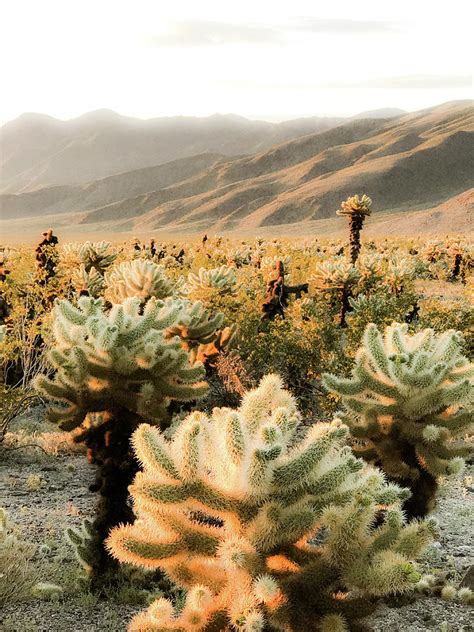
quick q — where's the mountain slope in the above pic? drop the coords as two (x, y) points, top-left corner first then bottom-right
(0, 101), (472, 237)
(0, 153), (225, 219)
(1, 110), (373, 193)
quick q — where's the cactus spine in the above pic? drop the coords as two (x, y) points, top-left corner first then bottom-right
(323, 322), (473, 518)
(108, 375), (435, 631)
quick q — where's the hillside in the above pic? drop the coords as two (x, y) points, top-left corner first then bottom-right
(0, 101), (472, 237)
(1, 110), (376, 194)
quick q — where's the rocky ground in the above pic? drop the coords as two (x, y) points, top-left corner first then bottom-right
(1, 406), (473, 631)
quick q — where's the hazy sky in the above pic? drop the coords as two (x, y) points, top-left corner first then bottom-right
(1, 0), (472, 123)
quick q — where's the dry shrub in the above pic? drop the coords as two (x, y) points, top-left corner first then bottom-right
(0, 508), (38, 606)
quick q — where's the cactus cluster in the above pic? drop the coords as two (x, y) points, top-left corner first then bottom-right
(64, 241), (118, 275)
(311, 260), (361, 290)
(79, 240), (118, 274)
(383, 258), (416, 295)
(105, 259), (175, 304)
(108, 375), (435, 631)
(310, 260), (360, 327)
(323, 322), (474, 517)
(184, 265), (238, 296)
(166, 300), (225, 361)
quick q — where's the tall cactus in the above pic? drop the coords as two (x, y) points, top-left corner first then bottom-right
(34, 295), (207, 587)
(108, 375), (435, 631)
(323, 323), (473, 518)
(336, 194), (372, 264)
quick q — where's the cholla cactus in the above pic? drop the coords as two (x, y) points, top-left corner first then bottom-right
(336, 194), (372, 263)
(166, 300), (226, 364)
(65, 519), (95, 573)
(104, 259), (175, 304)
(311, 259), (361, 327)
(70, 264), (106, 298)
(184, 265), (238, 296)
(75, 241), (118, 274)
(227, 246), (253, 267)
(311, 259), (361, 290)
(35, 296), (207, 429)
(421, 240), (445, 264)
(108, 375), (435, 631)
(34, 295), (207, 586)
(357, 253), (384, 290)
(383, 257), (415, 295)
(192, 325), (237, 367)
(323, 323), (474, 518)
(337, 194), (372, 217)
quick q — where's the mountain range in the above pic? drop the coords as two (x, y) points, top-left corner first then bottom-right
(0, 101), (472, 239)
(1, 108), (404, 194)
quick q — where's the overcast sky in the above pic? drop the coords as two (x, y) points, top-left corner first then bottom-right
(1, 0), (472, 124)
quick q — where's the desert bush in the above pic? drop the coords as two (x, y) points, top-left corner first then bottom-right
(417, 297), (473, 357)
(0, 508), (38, 606)
(0, 385), (41, 443)
(0, 248), (56, 387)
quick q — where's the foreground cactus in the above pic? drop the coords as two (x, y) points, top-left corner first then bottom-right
(34, 295), (207, 586)
(35, 296), (207, 428)
(323, 323), (474, 518)
(108, 375), (435, 631)
(336, 194), (372, 264)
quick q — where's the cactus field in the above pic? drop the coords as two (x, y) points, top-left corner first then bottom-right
(0, 221), (473, 631)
